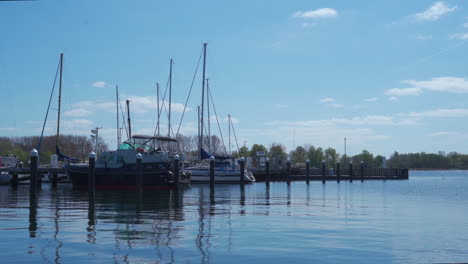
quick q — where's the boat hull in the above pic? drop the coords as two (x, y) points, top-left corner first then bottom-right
(188, 168), (255, 183)
(67, 163), (179, 189)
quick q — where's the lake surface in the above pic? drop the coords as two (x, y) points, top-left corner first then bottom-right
(0, 170), (467, 264)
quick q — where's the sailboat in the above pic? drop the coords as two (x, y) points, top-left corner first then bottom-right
(187, 43), (255, 184)
(66, 60), (190, 189)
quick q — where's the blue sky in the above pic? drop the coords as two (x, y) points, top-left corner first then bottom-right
(1, 0), (468, 157)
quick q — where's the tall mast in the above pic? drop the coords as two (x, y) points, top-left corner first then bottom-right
(200, 43), (207, 159)
(126, 100), (132, 138)
(206, 78), (211, 152)
(156, 83), (160, 136)
(197, 106), (200, 160)
(168, 59), (173, 138)
(116, 85), (120, 148)
(228, 114), (231, 155)
(56, 53), (63, 147)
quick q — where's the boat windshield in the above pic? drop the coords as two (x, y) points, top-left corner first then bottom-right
(118, 137), (155, 151)
(117, 136), (179, 153)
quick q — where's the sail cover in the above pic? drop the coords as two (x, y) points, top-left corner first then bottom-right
(200, 148), (231, 160)
(56, 145), (80, 163)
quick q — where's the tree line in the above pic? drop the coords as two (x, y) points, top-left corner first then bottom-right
(3, 133), (468, 169)
(0, 135), (108, 164)
(232, 143), (468, 170)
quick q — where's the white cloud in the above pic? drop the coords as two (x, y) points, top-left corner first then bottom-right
(266, 115), (418, 127)
(320, 97), (336, 103)
(385, 77), (468, 98)
(274, 104), (288, 109)
(320, 97), (343, 108)
(301, 22), (316, 28)
(63, 108), (93, 117)
(223, 116), (239, 124)
(405, 77), (468, 93)
(463, 22), (468, 28)
(416, 34), (433, 40)
(92, 81), (108, 88)
(406, 108), (468, 118)
(0, 127), (16, 131)
(364, 97), (378, 102)
(412, 2), (457, 21)
(450, 33), (468, 40)
(292, 8), (338, 19)
(384, 87), (423, 97)
(124, 95), (189, 114)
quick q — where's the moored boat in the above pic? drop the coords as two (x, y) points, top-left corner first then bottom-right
(66, 135), (190, 189)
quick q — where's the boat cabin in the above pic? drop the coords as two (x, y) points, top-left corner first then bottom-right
(118, 135), (179, 153)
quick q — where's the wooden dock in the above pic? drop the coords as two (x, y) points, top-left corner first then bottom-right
(252, 167), (409, 182)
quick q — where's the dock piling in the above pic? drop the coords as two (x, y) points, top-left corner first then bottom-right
(174, 154), (180, 188)
(360, 161), (364, 182)
(29, 149), (38, 199)
(88, 152), (96, 199)
(239, 157), (245, 187)
(349, 161), (353, 182)
(321, 160), (326, 184)
(12, 173), (18, 187)
(286, 159), (291, 185)
(265, 158), (270, 184)
(337, 162), (341, 183)
(306, 159), (310, 184)
(210, 156), (215, 189)
(136, 153), (143, 195)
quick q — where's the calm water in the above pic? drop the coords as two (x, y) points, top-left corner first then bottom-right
(0, 171), (467, 264)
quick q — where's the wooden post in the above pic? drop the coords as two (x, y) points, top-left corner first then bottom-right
(321, 160), (326, 184)
(210, 156), (215, 189)
(88, 152), (96, 199)
(306, 159), (310, 184)
(360, 161), (364, 182)
(12, 173), (18, 187)
(239, 157), (245, 187)
(336, 162), (341, 183)
(136, 153), (143, 194)
(29, 149), (38, 200)
(174, 154), (180, 188)
(349, 161), (353, 182)
(286, 159), (291, 185)
(265, 157), (270, 184)
(51, 172), (58, 188)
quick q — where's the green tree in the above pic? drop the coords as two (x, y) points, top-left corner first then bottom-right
(290, 146), (307, 164)
(324, 147), (339, 167)
(238, 146), (249, 158)
(307, 146), (324, 167)
(269, 144), (287, 169)
(352, 150), (374, 166)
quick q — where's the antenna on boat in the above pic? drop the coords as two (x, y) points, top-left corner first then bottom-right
(126, 100), (132, 138)
(228, 114), (231, 156)
(168, 59), (173, 138)
(116, 85), (120, 148)
(199, 43), (207, 161)
(56, 53), (63, 148)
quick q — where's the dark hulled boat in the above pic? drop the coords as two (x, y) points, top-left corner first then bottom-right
(66, 135), (190, 189)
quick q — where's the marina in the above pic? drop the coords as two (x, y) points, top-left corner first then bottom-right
(0, 170), (466, 263)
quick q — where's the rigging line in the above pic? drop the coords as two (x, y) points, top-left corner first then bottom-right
(119, 99), (129, 139)
(208, 85), (227, 154)
(154, 71), (171, 136)
(176, 48), (203, 136)
(37, 59), (61, 152)
(230, 118), (241, 158)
